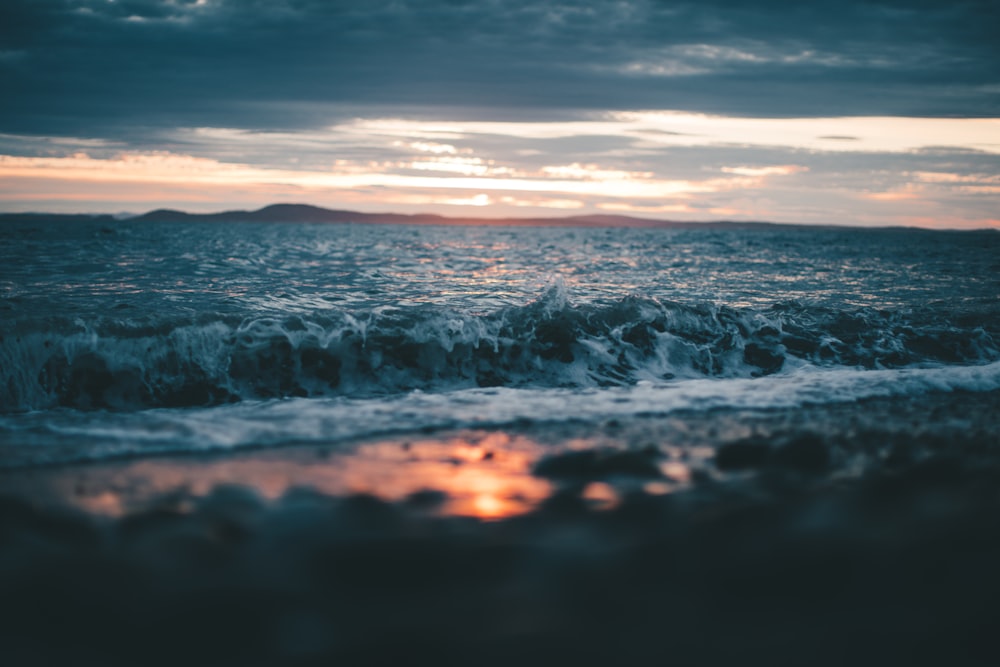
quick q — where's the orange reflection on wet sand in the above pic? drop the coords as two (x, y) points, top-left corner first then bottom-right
(33, 431), (553, 521)
(328, 433), (551, 519)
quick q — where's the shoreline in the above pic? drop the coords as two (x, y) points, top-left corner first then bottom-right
(3, 389), (1000, 665)
(3, 388), (998, 517)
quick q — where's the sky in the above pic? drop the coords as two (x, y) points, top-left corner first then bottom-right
(1, 0), (998, 228)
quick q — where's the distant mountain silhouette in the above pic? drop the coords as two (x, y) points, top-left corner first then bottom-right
(129, 203), (791, 229)
(0, 204), (859, 230)
(135, 204), (452, 225)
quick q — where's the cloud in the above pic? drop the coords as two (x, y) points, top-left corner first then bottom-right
(720, 166), (807, 177)
(1, 107), (997, 227)
(4, 128), (996, 228)
(1, 0), (998, 139)
(0, 2), (996, 228)
(311, 115), (1000, 160)
(0, 145), (802, 214)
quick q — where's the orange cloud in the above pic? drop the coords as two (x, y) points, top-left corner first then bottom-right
(0, 150), (793, 206)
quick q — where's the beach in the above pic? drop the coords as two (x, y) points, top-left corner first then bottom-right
(3, 389), (1000, 665)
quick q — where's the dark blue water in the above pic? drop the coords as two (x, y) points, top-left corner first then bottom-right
(2, 220), (999, 466)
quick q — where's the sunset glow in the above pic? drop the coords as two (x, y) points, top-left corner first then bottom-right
(2, 113), (998, 227)
(25, 433), (557, 521)
(2, 0), (998, 226)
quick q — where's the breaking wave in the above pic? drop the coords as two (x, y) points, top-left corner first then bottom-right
(2, 287), (998, 412)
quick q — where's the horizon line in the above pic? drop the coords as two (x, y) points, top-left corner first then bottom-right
(0, 202), (996, 232)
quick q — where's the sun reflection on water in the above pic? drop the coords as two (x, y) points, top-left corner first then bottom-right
(51, 431), (554, 521)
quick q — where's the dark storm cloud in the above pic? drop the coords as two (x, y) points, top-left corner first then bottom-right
(1, 0), (998, 138)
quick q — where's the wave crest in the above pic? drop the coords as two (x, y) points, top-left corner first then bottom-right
(2, 289), (997, 412)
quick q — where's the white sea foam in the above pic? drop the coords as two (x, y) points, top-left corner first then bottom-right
(2, 292), (996, 412)
(2, 361), (998, 467)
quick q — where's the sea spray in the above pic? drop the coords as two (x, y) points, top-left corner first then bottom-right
(2, 289), (996, 412)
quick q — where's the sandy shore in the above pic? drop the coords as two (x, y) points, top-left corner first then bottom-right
(2, 390), (999, 666)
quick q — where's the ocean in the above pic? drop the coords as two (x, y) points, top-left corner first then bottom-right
(2, 220), (998, 465)
(2, 218), (1000, 665)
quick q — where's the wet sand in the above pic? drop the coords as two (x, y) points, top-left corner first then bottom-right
(2, 390), (1000, 666)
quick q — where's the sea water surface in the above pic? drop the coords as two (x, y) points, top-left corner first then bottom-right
(1, 220), (999, 470)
